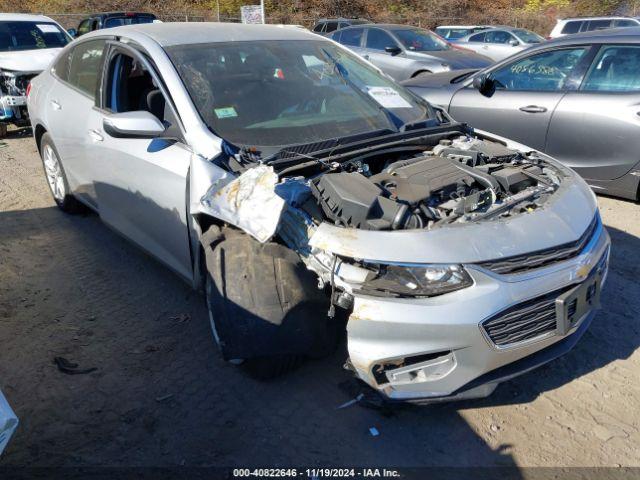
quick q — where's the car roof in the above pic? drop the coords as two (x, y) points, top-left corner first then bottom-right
(559, 16), (634, 22)
(0, 13), (59, 23)
(544, 26), (640, 45)
(82, 22), (325, 46)
(316, 18), (369, 23)
(437, 25), (488, 29)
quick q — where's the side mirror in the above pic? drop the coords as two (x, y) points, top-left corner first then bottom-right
(509, 39), (520, 46)
(385, 45), (402, 55)
(67, 28), (77, 38)
(103, 111), (166, 139)
(472, 73), (495, 97)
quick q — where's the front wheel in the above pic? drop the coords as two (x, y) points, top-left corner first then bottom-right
(39, 132), (84, 213)
(203, 228), (337, 379)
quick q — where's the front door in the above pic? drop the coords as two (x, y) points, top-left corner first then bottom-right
(86, 46), (193, 280)
(450, 46), (590, 151)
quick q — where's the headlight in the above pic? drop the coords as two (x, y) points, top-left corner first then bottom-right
(362, 263), (472, 297)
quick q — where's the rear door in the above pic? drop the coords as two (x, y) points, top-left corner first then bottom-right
(461, 31), (487, 56)
(449, 46), (591, 151)
(546, 44), (640, 182)
(482, 30), (521, 61)
(44, 38), (107, 205)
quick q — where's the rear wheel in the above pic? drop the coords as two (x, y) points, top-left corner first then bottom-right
(39, 132), (84, 213)
(203, 227), (336, 379)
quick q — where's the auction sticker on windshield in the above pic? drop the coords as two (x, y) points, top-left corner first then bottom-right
(37, 24), (60, 34)
(366, 86), (412, 108)
(215, 107), (238, 119)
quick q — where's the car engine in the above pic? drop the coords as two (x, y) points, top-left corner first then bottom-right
(308, 136), (563, 230)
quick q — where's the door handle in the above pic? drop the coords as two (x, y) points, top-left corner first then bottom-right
(51, 100), (62, 110)
(88, 129), (103, 142)
(519, 105), (547, 113)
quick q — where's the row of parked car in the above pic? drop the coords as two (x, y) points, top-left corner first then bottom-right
(0, 10), (630, 449)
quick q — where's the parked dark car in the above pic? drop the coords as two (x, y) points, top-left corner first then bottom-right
(402, 27), (640, 200)
(311, 18), (370, 35)
(330, 24), (494, 81)
(70, 12), (156, 37)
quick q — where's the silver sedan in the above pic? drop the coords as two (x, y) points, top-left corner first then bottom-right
(455, 26), (545, 62)
(28, 23), (609, 402)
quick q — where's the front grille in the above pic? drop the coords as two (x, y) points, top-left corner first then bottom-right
(481, 285), (573, 348)
(478, 215), (600, 275)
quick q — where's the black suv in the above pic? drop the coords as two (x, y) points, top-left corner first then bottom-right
(71, 12), (157, 37)
(312, 18), (370, 35)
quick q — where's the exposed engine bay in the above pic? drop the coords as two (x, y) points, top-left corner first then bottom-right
(304, 135), (563, 231)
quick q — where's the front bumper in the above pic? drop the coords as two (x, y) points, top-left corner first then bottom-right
(346, 220), (611, 402)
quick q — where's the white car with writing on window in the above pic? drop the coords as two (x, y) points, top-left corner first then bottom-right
(0, 13), (71, 138)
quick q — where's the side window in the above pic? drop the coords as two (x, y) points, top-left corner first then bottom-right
(365, 28), (396, 51)
(614, 19), (638, 27)
(340, 28), (364, 47)
(77, 19), (91, 36)
(105, 53), (167, 121)
(324, 22), (339, 33)
(490, 48), (587, 91)
(561, 21), (582, 34)
(67, 40), (106, 98)
(338, 22), (348, 29)
(582, 45), (640, 92)
(468, 32), (486, 43)
(90, 19), (100, 31)
(485, 30), (513, 44)
(312, 23), (325, 33)
(586, 19), (612, 31)
(52, 49), (72, 81)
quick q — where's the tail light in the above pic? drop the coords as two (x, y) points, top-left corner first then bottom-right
(26, 82), (31, 98)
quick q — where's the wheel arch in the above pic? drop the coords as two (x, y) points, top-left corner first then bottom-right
(34, 124), (47, 153)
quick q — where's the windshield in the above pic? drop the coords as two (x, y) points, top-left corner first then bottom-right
(0, 21), (69, 52)
(436, 28), (473, 40)
(104, 16), (156, 28)
(166, 40), (430, 147)
(513, 29), (544, 44)
(392, 28), (450, 52)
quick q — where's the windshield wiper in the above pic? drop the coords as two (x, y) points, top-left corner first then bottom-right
(320, 48), (404, 131)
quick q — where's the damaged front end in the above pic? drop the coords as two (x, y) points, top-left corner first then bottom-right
(0, 69), (37, 127)
(197, 122), (607, 401)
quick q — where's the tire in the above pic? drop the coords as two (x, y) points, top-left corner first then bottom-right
(39, 132), (84, 213)
(0, 124), (7, 139)
(203, 227), (335, 379)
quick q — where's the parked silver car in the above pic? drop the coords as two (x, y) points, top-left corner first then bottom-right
(403, 27), (640, 200)
(329, 24), (493, 81)
(28, 23), (609, 403)
(455, 26), (545, 61)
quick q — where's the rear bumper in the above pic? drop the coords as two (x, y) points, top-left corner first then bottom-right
(346, 222), (611, 402)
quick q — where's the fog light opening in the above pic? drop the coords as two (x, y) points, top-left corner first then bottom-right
(372, 350), (455, 386)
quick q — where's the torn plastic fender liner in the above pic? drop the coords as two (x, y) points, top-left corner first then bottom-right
(200, 165), (285, 243)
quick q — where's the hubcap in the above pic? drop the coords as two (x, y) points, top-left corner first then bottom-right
(43, 144), (65, 201)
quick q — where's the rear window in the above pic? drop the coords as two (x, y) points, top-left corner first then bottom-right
(339, 28), (363, 47)
(104, 15), (155, 28)
(614, 19), (638, 27)
(469, 32), (486, 42)
(561, 21), (582, 34)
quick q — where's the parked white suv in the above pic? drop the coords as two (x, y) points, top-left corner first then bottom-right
(0, 13), (71, 137)
(549, 16), (640, 38)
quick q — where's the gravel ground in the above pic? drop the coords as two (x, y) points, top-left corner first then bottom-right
(0, 128), (639, 469)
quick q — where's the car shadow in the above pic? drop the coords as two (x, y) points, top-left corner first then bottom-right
(1, 192), (637, 469)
